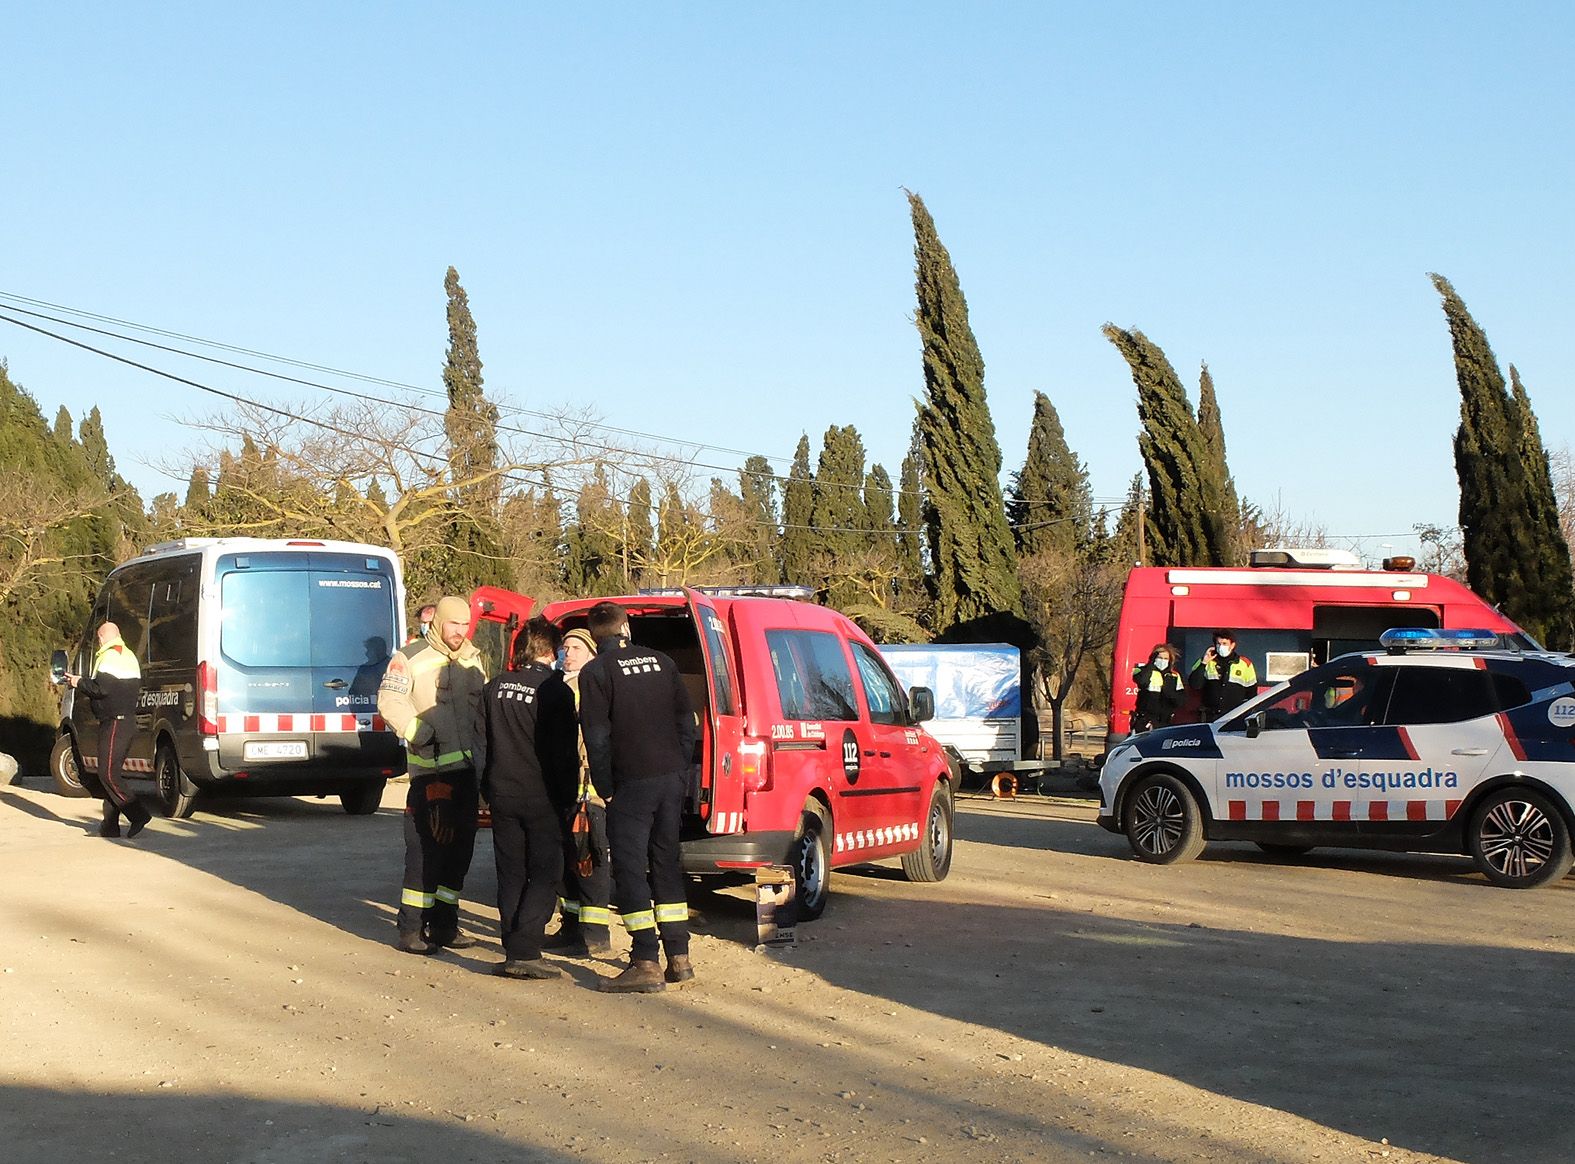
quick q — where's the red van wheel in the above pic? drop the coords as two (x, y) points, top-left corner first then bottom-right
(790, 801), (832, 921)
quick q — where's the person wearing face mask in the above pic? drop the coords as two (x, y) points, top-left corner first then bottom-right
(1188, 629), (1259, 720)
(1129, 643), (1184, 733)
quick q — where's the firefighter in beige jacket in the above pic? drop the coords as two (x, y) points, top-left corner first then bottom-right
(378, 595), (488, 955)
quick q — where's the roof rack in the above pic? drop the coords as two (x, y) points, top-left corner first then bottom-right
(636, 584), (816, 601)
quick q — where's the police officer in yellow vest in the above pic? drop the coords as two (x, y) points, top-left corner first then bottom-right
(1130, 643), (1185, 733)
(378, 596), (488, 955)
(1188, 629), (1259, 720)
(66, 621), (153, 839)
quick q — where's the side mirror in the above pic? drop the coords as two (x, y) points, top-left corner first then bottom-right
(908, 686), (935, 723)
(50, 650), (68, 685)
(1244, 710), (1265, 739)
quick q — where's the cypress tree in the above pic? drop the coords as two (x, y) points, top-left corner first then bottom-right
(185, 467), (210, 513)
(622, 478), (653, 589)
(780, 435), (814, 585)
(1008, 391), (1092, 560)
(739, 455), (781, 581)
(441, 265), (507, 591)
(864, 464), (896, 539)
(1103, 325), (1233, 567)
(1195, 363), (1242, 563)
(895, 423), (927, 610)
(809, 424), (869, 565)
(907, 190), (1021, 629)
(1433, 272), (1575, 647)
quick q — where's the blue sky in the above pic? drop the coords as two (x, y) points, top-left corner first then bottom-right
(5, 3), (1571, 562)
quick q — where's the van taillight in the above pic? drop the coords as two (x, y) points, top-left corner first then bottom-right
(197, 661), (219, 735)
(740, 739), (770, 793)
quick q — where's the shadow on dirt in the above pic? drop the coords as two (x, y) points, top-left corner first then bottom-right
(4, 1083), (574, 1163)
(12, 777), (1573, 1162)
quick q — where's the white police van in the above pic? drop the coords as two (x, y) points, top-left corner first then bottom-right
(1097, 629), (1575, 888)
(51, 538), (406, 818)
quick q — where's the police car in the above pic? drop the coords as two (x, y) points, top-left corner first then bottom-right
(1097, 629), (1575, 889)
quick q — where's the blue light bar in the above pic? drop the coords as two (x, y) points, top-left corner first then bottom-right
(1379, 627), (1504, 652)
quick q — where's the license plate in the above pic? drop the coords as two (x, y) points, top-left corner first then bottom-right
(243, 740), (308, 761)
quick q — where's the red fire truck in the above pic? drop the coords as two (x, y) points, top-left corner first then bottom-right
(1106, 548), (1531, 746)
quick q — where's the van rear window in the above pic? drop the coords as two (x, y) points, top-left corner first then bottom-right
(766, 629), (857, 722)
(221, 569), (396, 670)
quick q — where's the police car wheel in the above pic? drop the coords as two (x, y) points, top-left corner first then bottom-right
(1469, 788), (1574, 889)
(901, 781), (954, 883)
(790, 801), (832, 921)
(48, 734), (91, 798)
(155, 745), (199, 820)
(1122, 772), (1206, 865)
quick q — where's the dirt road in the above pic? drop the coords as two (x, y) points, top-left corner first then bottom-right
(3, 776), (1572, 1163)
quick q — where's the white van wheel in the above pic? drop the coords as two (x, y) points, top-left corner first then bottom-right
(340, 781), (386, 816)
(155, 745), (199, 819)
(49, 735), (91, 798)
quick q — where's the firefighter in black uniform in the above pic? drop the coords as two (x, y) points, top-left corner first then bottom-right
(377, 595), (488, 955)
(66, 621), (153, 839)
(472, 617), (580, 979)
(578, 601), (697, 992)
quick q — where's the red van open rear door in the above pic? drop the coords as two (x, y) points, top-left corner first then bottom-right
(468, 586), (537, 677)
(685, 589), (748, 836)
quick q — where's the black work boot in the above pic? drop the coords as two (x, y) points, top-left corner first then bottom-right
(98, 801), (122, 839)
(664, 954), (695, 984)
(598, 959), (666, 994)
(124, 800), (153, 839)
(541, 925), (588, 956)
(397, 930), (437, 955)
(425, 928), (476, 950)
(493, 958), (563, 980)
(583, 926), (613, 957)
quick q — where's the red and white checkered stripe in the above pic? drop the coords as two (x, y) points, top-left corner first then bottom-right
(1227, 799), (1463, 823)
(710, 811), (743, 834)
(214, 713), (387, 734)
(835, 822), (921, 853)
(82, 757), (154, 774)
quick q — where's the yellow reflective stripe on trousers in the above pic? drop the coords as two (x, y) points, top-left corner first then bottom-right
(407, 748), (470, 770)
(435, 886), (461, 905)
(654, 902), (689, 924)
(402, 888), (435, 908)
(579, 905), (611, 926)
(559, 899), (581, 916)
(622, 909), (656, 932)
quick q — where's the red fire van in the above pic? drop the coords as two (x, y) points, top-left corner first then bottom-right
(467, 586), (956, 919)
(1107, 548), (1531, 747)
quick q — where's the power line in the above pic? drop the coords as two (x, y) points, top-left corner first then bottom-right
(0, 289), (1121, 512)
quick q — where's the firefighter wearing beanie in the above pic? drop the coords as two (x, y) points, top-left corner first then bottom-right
(378, 595), (488, 955)
(577, 601), (698, 992)
(544, 625), (615, 956)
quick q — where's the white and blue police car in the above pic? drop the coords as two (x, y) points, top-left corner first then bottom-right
(1097, 629), (1575, 888)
